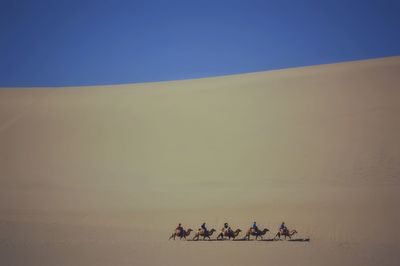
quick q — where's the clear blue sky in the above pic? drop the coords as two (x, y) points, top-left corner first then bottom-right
(1, 0), (399, 87)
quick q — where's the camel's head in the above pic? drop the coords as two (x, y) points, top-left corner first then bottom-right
(262, 228), (269, 233)
(210, 228), (216, 233)
(236, 229), (242, 233)
(293, 230), (298, 234)
(187, 229), (193, 233)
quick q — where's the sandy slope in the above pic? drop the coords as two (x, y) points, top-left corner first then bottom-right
(0, 56), (400, 265)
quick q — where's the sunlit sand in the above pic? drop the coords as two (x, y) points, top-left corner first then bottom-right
(0, 56), (399, 265)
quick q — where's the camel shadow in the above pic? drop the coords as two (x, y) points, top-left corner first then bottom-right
(288, 238), (310, 242)
(186, 239), (218, 241)
(186, 238), (310, 242)
(258, 238), (310, 242)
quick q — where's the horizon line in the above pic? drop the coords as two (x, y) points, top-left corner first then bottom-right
(1, 54), (399, 89)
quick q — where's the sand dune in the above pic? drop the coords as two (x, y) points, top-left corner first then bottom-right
(1, 56), (400, 265)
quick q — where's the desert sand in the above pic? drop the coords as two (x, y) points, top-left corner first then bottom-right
(0, 56), (400, 265)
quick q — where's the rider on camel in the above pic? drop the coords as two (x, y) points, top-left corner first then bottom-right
(223, 222), (229, 232)
(176, 223), (184, 237)
(200, 222), (208, 235)
(280, 222), (288, 235)
(252, 221), (259, 233)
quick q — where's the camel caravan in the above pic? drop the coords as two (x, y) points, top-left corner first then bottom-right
(169, 221), (308, 241)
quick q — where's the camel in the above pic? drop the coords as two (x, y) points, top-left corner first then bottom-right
(274, 229), (298, 240)
(216, 229), (242, 240)
(192, 228), (216, 240)
(169, 228), (193, 240)
(244, 228), (269, 240)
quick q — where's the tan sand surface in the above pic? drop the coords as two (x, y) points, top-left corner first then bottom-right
(0, 56), (400, 265)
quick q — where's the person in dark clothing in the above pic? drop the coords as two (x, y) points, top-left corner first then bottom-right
(176, 223), (184, 237)
(280, 222), (288, 235)
(200, 222), (208, 235)
(224, 223), (229, 231)
(222, 222), (231, 234)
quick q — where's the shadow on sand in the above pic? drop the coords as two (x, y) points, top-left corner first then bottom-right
(231, 238), (310, 242)
(186, 238), (310, 242)
(288, 238), (310, 242)
(259, 238), (310, 242)
(186, 239), (219, 241)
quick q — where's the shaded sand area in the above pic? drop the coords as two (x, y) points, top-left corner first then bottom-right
(1, 56), (400, 265)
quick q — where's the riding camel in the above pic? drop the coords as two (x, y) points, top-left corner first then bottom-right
(169, 228), (193, 240)
(244, 228), (269, 240)
(274, 229), (298, 240)
(193, 228), (216, 240)
(216, 229), (242, 240)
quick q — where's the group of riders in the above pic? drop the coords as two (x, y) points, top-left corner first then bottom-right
(173, 221), (290, 239)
